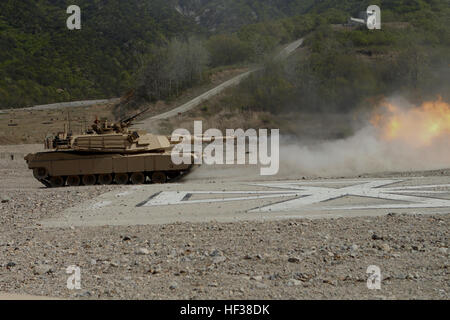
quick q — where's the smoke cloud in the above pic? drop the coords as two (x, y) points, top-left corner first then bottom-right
(280, 96), (450, 177)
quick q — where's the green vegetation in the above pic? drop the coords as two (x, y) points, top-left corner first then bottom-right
(1, 0), (315, 109)
(169, 0), (318, 32)
(209, 0), (450, 115)
(134, 37), (210, 102)
(0, 0), (195, 109)
(129, 13), (317, 108)
(1, 0), (449, 113)
(207, 34), (252, 67)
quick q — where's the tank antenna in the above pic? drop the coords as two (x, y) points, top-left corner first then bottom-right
(67, 110), (72, 134)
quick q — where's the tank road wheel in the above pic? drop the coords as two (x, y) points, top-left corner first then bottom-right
(98, 174), (113, 185)
(50, 176), (65, 188)
(82, 174), (97, 186)
(115, 173), (129, 185)
(130, 172), (146, 185)
(33, 167), (48, 180)
(151, 171), (167, 184)
(67, 175), (81, 187)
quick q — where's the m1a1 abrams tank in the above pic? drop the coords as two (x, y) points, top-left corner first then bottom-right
(24, 110), (196, 188)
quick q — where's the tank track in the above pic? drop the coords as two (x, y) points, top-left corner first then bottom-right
(37, 178), (52, 188)
(35, 167), (196, 188)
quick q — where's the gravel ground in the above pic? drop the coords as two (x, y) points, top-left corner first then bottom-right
(0, 147), (120, 231)
(0, 216), (448, 300)
(0, 145), (448, 300)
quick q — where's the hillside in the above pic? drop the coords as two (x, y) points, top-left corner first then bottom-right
(1, 0), (449, 112)
(0, 0), (321, 110)
(0, 0), (196, 109)
(157, 0), (450, 137)
(171, 0), (316, 31)
(171, 0), (449, 32)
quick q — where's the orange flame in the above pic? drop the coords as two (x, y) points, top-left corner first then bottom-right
(370, 97), (450, 147)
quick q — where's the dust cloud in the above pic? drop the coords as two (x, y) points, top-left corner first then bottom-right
(279, 126), (450, 177)
(186, 97), (450, 180)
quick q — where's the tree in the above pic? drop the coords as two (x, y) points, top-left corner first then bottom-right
(134, 37), (209, 102)
(207, 34), (252, 67)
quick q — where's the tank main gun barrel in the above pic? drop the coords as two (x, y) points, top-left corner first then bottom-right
(169, 134), (237, 144)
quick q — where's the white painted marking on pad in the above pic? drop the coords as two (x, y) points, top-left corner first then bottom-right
(140, 179), (450, 213)
(91, 200), (112, 209)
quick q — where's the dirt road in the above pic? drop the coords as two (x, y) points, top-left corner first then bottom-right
(0, 99), (120, 114)
(138, 39), (304, 130)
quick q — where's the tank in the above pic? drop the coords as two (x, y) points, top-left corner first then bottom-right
(24, 110), (197, 187)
